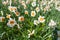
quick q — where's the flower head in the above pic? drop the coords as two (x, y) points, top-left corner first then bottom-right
(48, 20), (56, 27)
(35, 7), (40, 12)
(18, 16), (24, 22)
(15, 11), (20, 16)
(25, 10), (28, 14)
(8, 6), (17, 12)
(55, 1), (60, 11)
(7, 18), (17, 27)
(21, 1), (25, 5)
(28, 30), (35, 38)
(21, 1), (27, 9)
(34, 20), (39, 25)
(0, 17), (5, 22)
(2, 1), (8, 5)
(31, 11), (36, 17)
(6, 14), (11, 18)
(38, 16), (45, 23)
(43, 5), (50, 12)
(31, 1), (36, 7)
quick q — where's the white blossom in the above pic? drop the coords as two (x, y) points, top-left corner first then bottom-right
(7, 18), (17, 27)
(35, 7), (40, 12)
(28, 30), (35, 38)
(34, 20), (39, 25)
(31, 1), (36, 7)
(8, 6), (17, 12)
(31, 11), (36, 17)
(48, 20), (56, 27)
(38, 16), (45, 23)
(0, 17), (5, 22)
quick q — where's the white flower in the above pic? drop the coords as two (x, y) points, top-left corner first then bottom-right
(44, 5), (50, 12)
(25, 10), (28, 14)
(2, 1), (8, 5)
(34, 20), (39, 25)
(0, 17), (5, 22)
(35, 7), (40, 12)
(7, 18), (17, 27)
(8, 6), (12, 12)
(55, 1), (60, 11)
(48, 20), (56, 27)
(31, 11), (36, 17)
(21, 1), (25, 5)
(14, 11), (20, 16)
(18, 16), (24, 22)
(28, 30), (35, 38)
(38, 16), (45, 23)
(56, 7), (60, 11)
(8, 6), (17, 12)
(31, 1), (36, 7)
(21, 1), (27, 9)
(6, 14), (11, 18)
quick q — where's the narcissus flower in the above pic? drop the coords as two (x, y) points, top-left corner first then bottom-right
(7, 18), (17, 27)
(8, 6), (17, 12)
(43, 5), (50, 12)
(48, 20), (56, 27)
(25, 10), (28, 14)
(38, 16), (45, 23)
(15, 11), (20, 16)
(34, 20), (39, 25)
(6, 14), (11, 18)
(31, 11), (36, 17)
(35, 7), (40, 12)
(28, 30), (35, 38)
(0, 17), (5, 22)
(55, 1), (60, 11)
(2, 1), (8, 5)
(18, 16), (24, 22)
(56, 7), (60, 11)
(21, 1), (25, 5)
(31, 1), (36, 7)
(8, 6), (13, 12)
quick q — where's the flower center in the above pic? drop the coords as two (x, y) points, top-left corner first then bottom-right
(25, 11), (28, 14)
(10, 20), (15, 24)
(2, 17), (5, 22)
(32, 12), (34, 15)
(10, 7), (13, 11)
(40, 18), (44, 21)
(20, 17), (24, 21)
(13, 8), (16, 10)
(15, 12), (19, 16)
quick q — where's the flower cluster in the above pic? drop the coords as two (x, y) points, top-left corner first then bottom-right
(0, 0), (60, 40)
